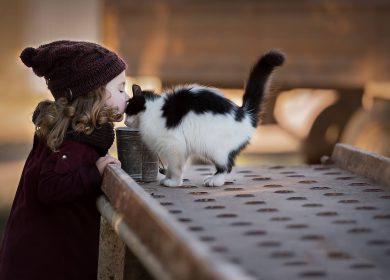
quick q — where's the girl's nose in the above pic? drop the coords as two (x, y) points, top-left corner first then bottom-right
(125, 94), (130, 102)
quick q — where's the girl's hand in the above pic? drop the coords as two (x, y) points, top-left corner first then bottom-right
(96, 155), (121, 175)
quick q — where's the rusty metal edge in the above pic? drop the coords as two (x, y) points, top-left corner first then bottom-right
(331, 143), (390, 186)
(100, 165), (254, 280)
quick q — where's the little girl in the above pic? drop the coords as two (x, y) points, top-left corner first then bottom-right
(0, 40), (128, 280)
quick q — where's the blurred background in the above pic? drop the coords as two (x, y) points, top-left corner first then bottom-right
(1, 0), (389, 240)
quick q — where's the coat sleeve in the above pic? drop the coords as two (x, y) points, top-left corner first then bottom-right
(36, 143), (102, 204)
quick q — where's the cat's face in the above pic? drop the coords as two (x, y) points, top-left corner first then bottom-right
(124, 85), (146, 128)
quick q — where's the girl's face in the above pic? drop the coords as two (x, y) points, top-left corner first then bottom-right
(105, 71), (129, 114)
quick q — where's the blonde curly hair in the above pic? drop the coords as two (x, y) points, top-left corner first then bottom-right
(32, 86), (122, 151)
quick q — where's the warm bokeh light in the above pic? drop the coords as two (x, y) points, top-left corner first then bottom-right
(274, 89), (339, 139)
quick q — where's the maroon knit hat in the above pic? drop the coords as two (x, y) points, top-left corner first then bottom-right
(20, 40), (127, 100)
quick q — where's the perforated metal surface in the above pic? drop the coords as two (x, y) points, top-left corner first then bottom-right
(141, 165), (390, 280)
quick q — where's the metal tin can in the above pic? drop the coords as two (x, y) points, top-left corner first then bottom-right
(115, 127), (158, 182)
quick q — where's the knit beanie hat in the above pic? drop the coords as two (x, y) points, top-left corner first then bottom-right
(20, 40), (127, 100)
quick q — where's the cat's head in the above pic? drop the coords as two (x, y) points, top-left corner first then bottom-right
(124, 84), (158, 128)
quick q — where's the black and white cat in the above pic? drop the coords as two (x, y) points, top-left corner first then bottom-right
(125, 51), (285, 187)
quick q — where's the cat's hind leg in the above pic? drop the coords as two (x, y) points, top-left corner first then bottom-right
(204, 141), (248, 187)
(204, 164), (230, 187)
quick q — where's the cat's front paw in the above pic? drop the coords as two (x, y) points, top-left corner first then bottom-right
(160, 178), (182, 187)
(204, 175), (225, 187)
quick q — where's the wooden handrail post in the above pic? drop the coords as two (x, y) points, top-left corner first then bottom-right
(97, 204), (126, 280)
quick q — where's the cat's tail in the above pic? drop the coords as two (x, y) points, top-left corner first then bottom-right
(242, 50), (285, 127)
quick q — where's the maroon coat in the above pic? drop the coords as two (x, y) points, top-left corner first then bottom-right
(0, 135), (103, 280)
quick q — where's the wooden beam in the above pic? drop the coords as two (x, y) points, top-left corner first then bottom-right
(332, 143), (390, 186)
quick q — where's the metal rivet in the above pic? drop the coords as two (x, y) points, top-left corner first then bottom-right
(363, 189), (384, 192)
(270, 251), (295, 258)
(270, 217), (291, 221)
(284, 261), (307, 266)
(332, 220), (357, 225)
(194, 198), (215, 202)
(349, 182), (370, 186)
(299, 180), (318, 184)
(189, 191), (209, 195)
(302, 203), (323, 207)
(269, 166), (285, 169)
(263, 184), (284, 188)
(336, 177), (354, 180)
(200, 236), (215, 242)
(324, 172), (342, 175)
(310, 187), (330, 190)
(151, 194), (165, 198)
(355, 206), (377, 210)
(252, 177), (271, 181)
(316, 211), (338, 216)
(373, 214), (390, 219)
(231, 221), (252, 226)
(324, 192), (344, 196)
(287, 196), (307, 200)
(205, 205), (225, 209)
(244, 230), (266, 236)
(274, 190), (294, 194)
(257, 241), (281, 247)
(235, 194), (255, 198)
(367, 240), (390, 245)
(188, 226), (204, 231)
(178, 185), (198, 189)
(328, 251), (352, 259)
(286, 224), (308, 229)
(257, 208), (278, 213)
(301, 234), (325, 241)
(350, 263), (376, 269)
(299, 270), (327, 277)
(160, 202), (174, 206)
(245, 201), (265, 205)
(338, 199), (359, 203)
(212, 246), (228, 253)
(178, 218), (192, 223)
(169, 210), (182, 214)
(348, 227), (372, 233)
(216, 213), (237, 218)
(224, 187), (244, 191)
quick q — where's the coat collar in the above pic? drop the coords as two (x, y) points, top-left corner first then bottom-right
(65, 122), (115, 157)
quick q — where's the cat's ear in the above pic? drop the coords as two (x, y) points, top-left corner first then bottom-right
(132, 84), (143, 97)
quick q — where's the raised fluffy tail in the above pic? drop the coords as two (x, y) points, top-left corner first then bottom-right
(242, 50), (285, 127)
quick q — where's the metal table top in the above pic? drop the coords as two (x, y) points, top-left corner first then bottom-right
(140, 164), (390, 280)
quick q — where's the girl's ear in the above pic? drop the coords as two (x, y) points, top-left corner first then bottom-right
(132, 84), (143, 97)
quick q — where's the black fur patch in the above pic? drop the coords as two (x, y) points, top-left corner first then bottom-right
(242, 51), (285, 127)
(125, 90), (161, 116)
(161, 87), (237, 128)
(227, 140), (250, 172)
(215, 165), (228, 175)
(125, 96), (146, 116)
(234, 107), (245, 122)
